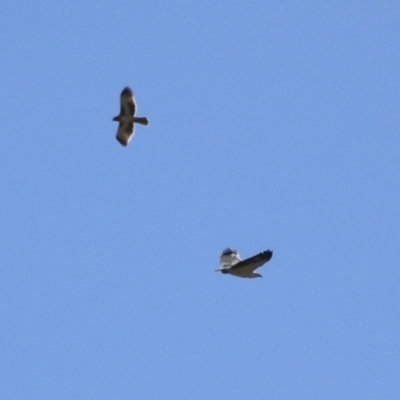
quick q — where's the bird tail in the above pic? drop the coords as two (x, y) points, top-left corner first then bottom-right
(134, 117), (149, 126)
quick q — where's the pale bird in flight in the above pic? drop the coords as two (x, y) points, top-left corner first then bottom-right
(112, 87), (149, 146)
(215, 248), (273, 278)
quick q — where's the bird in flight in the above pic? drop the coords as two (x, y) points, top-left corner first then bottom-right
(112, 87), (149, 146)
(215, 248), (273, 278)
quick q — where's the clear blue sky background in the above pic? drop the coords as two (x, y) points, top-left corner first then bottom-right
(1, 1), (399, 398)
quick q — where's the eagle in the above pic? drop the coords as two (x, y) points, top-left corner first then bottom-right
(215, 248), (273, 278)
(112, 87), (149, 146)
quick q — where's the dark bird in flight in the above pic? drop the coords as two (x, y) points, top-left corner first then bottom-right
(215, 248), (273, 278)
(112, 87), (149, 146)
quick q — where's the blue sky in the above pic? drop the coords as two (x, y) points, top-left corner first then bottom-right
(1, 1), (399, 398)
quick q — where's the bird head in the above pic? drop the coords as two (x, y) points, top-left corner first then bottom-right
(112, 116), (120, 122)
(253, 273), (262, 278)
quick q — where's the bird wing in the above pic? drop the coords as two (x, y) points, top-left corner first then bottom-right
(229, 250), (273, 273)
(120, 87), (136, 116)
(116, 122), (135, 146)
(219, 248), (242, 267)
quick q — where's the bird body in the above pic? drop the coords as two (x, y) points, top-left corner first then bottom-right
(216, 248), (273, 278)
(112, 87), (149, 146)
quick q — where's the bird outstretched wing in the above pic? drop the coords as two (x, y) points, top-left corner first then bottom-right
(219, 248), (242, 267)
(120, 87), (136, 116)
(229, 250), (273, 272)
(116, 122), (134, 146)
